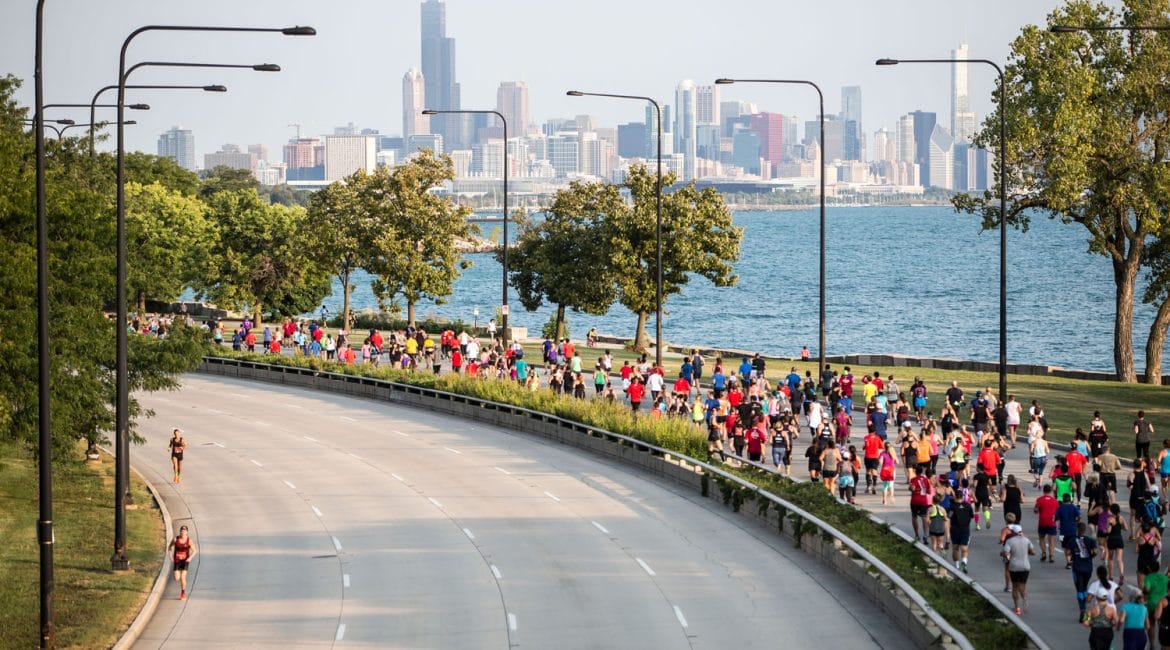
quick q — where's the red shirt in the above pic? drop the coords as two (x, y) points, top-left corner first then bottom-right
(728, 389), (743, 408)
(620, 365), (633, 380)
(840, 375), (854, 398)
(747, 429), (765, 454)
(864, 433), (883, 459)
(452, 351), (463, 368)
(628, 382), (645, 403)
(269, 339), (282, 353)
(872, 377), (884, 392)
(370, 332), (383, 349)
(563, 342), (575, 359)
(673, 378), (690, 394)
(344, 347), (356, 364)
(910, 475), (932, 506)
(978, 448), (1000, 474)
(1035, 494), (1059, 528)
(1066, 450), (1087, 475)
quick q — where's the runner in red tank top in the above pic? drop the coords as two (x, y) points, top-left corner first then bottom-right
(168, 525), (198, 600)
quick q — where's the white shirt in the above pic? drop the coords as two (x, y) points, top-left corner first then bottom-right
(646, 373), (664, 392)
(1005, 400), (1021, 425)
(808, 402), (824, 428)
(466, 341), (479, 359)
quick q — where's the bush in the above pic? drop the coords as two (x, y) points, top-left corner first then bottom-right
(541, 312), (569, 340)
(328, 312), (482, 336)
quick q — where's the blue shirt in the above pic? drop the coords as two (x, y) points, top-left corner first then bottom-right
(712, 372), (726, 390)
(786, 373), (801, 391)
(739, 361), (753, 379)
(681, 361), (693, 382)
(870, 411), (888, 439)
(1055, 503), (1081, 538)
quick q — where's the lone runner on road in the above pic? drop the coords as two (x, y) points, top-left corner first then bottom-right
(168, 428), (186, 483)
(168, 525), (197, 600)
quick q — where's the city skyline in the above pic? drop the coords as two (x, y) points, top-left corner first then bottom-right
(1, 1), (1117, 168)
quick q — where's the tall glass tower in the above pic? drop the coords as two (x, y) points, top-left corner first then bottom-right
(421, 1), (464, 148)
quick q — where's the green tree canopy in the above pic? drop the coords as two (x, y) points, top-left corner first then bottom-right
(954, 0), (1170, 383)
(199, 165), (259, 200)
(306, 171), (370, 330)
(363, 151), (477, 326)
(125, 181), (211, 311)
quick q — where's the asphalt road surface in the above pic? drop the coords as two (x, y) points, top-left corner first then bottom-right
(130, 375), (913, 649)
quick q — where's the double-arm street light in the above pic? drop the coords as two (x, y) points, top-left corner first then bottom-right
(875, 57), (1008, 403)
(111, 23), (314, 573)
(566, 90), (664, 368)
(422, 108), (511, 346)
(88, 84), (226, 156)
(714, 78), (827, 377)
(29, 119), (138, 138)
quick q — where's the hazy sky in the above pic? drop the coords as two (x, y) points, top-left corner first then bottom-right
(1, 1), (1118, 163)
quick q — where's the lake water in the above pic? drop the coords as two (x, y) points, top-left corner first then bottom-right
(321, 206), (1156, 373)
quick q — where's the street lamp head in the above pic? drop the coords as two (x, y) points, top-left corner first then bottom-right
(875, 58), (900, 66)
(281, 26), (317, 36)
(1049, 25), (1080, 33)
(252, 63), (281, 72)
(127, 103), (150, 110)
(714, 78), (736, 85)
(421, 109), (439, 115)
(566, 90), (583, 96)
(203, 85), (228, 92)
(123, 120), (137, 126)
(57, 119), (76, 125)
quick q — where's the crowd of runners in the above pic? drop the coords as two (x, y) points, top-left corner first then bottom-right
(199, 317), (1170, 646)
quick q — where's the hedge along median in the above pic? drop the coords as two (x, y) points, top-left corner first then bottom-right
(205, 350), (1029, 649)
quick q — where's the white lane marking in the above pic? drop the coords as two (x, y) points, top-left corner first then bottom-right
(673, 605), (688, 628)
(591, 521), (610, 535)
(335, 623), (346, 641)
(343, 574), (351, 588)
(390, 473), (405, 482)
(507, 612), (517, 631)
(332, 536), (343, 551)
(428, 497), (443, 508)
(312, 506), (323, 517)
(392, 430), (409, 437)
(444, 446), (462, 455)
(462, 528), (475, 540)
(286, 403), (302, 409)
(340, 416), (357, 422)
(348, 452), (363, 460)
(493, 466), (511, 475)
(303, 435), (317, 442)
(635, 558), (656, 576)
(250, 459), (263, 467)
(253, 420), (270, 427)
(213, 442), (225, 448)
(544, 491), (560, 502)
(205, 408), (224, 415)
(283, 480), (297, 490)
(490, 564), (502, 579)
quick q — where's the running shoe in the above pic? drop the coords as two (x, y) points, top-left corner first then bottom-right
(1014, 607), (1021, 615)
(180, 591), (186, 600)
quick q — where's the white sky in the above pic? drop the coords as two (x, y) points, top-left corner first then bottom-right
(0, 1), (1119, 162)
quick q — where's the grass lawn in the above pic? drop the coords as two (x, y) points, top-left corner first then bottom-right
(0, 441), (164, 649)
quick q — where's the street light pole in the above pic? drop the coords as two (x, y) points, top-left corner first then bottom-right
(34, 0), (54, 643)
(423, 108), (510, 346)
(112, 23), (313, 572)
(88, 84), (227, 157)
(567, 90), (663, 368)
(714, 78), (826, 377)
(875, 57), (1008, 403)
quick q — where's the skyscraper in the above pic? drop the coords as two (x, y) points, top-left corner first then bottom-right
(157, 126), (195, 171)
(696, 84), (720, 126)
(496, 81), (529, 137)
(928, 124), (955, 190)
(840, 86), (862, 160)
(910, 110), (937, 187)
(675, 80), (698, 180)
(420, 1), (463, 148)
(749, 112), (784, 170)
(895, 114), (915, 163)
(284, 137), (325, 181)
(325, 134), (377, 181)
(951, 44), (977, 143)
(403, 68), (429, 139)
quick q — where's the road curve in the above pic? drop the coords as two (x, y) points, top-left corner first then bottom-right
(131, 375), (913, 649)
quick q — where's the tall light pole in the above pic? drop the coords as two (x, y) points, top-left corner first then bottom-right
(567, 90), (664, 368)
(876, 57), (1008, 403)
(715, 78), (826, 377)
(111, 23), (313, 572)
(89, 84), (226, 156)
(33, 1), (55, 643)
(29, 120), (138, 139)
(423, 108), (510, 346)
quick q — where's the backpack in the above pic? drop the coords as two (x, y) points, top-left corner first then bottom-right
(1144, 498), (1164, 530)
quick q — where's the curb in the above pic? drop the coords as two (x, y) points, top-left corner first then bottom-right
(108, 454), (173, 650)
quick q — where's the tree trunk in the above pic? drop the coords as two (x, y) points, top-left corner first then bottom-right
(136, 289), (146, 314)
(252, 303), (263, 331)
(407, 301), (416, 328)
(1113, 258), (1138, 382)
(555, 304), (566, 340)
(632, 311), (649, 352)
(341, 266), (352, 333)
(1144, 297), (1170, 385)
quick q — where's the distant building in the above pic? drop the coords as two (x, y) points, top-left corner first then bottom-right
(749, 112), (784, 170)
(732, 130), (761, 175)
(284, 137), (325, 181)
(546, 132), (579, 177)
(157, 126), (195, 171)
(927, 124), (954, 190)
(675, 79), (698, 180)
(895, 115), (916, 164)
(403, 68), (429, 139)
(871, 127), (895, 162)
(324, 135), (377, 181)
(406, 133), (443, 156)
(617, 122), (646, 158)
(910, 110), (937, 187)
(421, 0), (466, 149)
(247, 143), (268, 162)
(840, 86), (863, 161)
(952, 44), (977, 143)
(496, 81), (529, 137)
(204, 144), (256, 172)
(696, 84), (720, 126)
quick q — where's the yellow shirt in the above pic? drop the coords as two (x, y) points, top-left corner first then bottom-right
(863, 382), (878, 404)
(405, 339), (418, 355)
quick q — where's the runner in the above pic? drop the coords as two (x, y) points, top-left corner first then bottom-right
(1117, 590), (1150, 650)
(879, 442), (898, 505)
(909, 466), (933, 543)
(1034, 484), (1059, 563)
(1136, 410), (1156, 460)
(167, 525), (197, 600)
(928, 494), (949, 553)
(1083, 587), (1117, 648)
(168, 428), (186, 484)
(949, 489), (974, 572)
(863, 427), (883, 494)
(1070, 523), (1099, 618)
(1002, 521), (1037, 615)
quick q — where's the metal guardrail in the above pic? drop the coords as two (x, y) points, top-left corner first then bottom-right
(203, 355), (985, 647)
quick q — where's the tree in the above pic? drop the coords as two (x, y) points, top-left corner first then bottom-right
(199, 165), (259, 200)
(363, 151), (477, 326)
(953, 0), (1170, 383)
(195, 188), (329, 327)
(500, 183), (620, 339)
(125, 181), (211, 312)
(606, 164), (743, 351)
(306, 171), (369, 330)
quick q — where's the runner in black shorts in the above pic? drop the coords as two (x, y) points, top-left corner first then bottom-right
(167, 525), (197, 600)
(168, 428), (186, 483)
